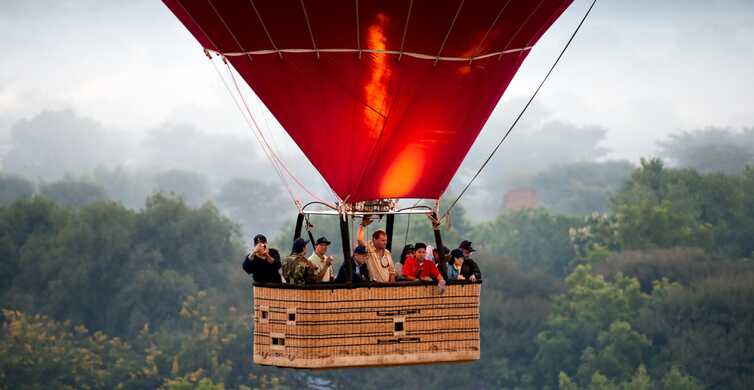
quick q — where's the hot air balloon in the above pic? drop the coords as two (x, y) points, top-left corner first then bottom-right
(164, 0), (575, 368)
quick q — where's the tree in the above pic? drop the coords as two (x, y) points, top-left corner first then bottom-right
(610, 158), (754, 258)
(215, 177), (289, 237)
(518, 161), (634, 215)
(2, 109), (129, 180)
(151, 170), (210, 206)
(472, 209), (581, 276)
(0, 172), (35, 205)
(90, 166), (153, 209)
(39, 177), (109, 207)
(576, 322), (651, 384)
(660, 366), (703, 390)
(658, 127), (754, 174)
(638, 273), (754, 389)
(536, 265), (648, 387)
(2, 193), (242, 338)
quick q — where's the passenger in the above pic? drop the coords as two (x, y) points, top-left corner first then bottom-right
(402, 242), (446, 293)
(241, 234), (282, 284)
(335, 245), (370, 283)
(432, 245), (450, 266)
(402, 243), (443, 282)
(447, 249), (466, 281)
(308, 236), (335, 282)
(458, 240), (482, 281)
(357, 217), (396, 282)
(282, 238), (320, 286)
(396, 244), (415, 280)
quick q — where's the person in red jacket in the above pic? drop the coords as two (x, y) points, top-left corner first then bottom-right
(402, 242), (444, 283)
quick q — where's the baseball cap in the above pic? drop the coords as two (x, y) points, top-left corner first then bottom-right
(292, 237), (309, 253)
(459, 240), (475, 252)
(253, 234), (267, 245)
(315, 236), (332, 246)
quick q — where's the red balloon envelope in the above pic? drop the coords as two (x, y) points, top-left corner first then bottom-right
(164, 0), (573, 202)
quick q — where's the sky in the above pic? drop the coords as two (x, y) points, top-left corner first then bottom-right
(1, 0), (753, 215)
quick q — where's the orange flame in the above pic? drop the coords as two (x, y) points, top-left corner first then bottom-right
(363, 14), (391, 138)
(378, 145), (426, 197)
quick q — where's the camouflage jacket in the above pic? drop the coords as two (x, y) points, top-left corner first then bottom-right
(282, 253), (320, 285)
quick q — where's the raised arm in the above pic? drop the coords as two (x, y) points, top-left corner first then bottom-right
(357, 216), (372, 247)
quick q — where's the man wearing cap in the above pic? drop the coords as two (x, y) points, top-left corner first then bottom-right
(241, 234), (282, 284)
(282, 238), (320, 285)
(309, 236), (335, 282)
(458, 240), (482, 281)
(357, 216), (396, 283)
(336, 245), (370, 283)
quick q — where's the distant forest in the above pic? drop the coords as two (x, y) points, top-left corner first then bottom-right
(2, 117), (754, 389)
(2, 155), (754, 388)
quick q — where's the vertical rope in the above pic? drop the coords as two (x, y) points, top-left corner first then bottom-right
(355, 0), (361, 59)
(469, 0), (511, 65)
(497, 0), (546, 60)
(434, 0), (465, 67)
(223, 60), (332, 205)
(249, 0), (282, 59)
(208, 58), (298, 207)
(299, 0), (319, 59)
(442, 0), (599, 221)
(398, 0), (414, 62)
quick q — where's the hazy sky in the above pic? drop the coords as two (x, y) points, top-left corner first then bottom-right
(2, 0), (753, 199)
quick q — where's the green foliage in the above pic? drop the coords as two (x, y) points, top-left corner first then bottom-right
(39, 177), (109, 208)
(536, 265), (648, 386)
(660, 366), (703, 390)
(472, 209), (581, 276)
(161, 377), (225, 390)
(560, 372), (579, 390)
(1, 193), (242, 338)
(3, 164), (754, 389)
(0, 294), (288, 390)
(569, 213), (621, 266)
(593, 248), (754, 292)
(0, 172), (35, 206)
(638, 272), (754, 389)
(0, 309), (153, 389)
(611, 158), (754, 258)
(576, 321), (651, 384)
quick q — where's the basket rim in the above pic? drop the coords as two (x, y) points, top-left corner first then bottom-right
(252, 279), (482, 290)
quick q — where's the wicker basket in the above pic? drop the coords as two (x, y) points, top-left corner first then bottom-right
(252, 280), (481, 369)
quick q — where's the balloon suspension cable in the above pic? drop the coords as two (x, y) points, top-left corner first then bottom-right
(207, 54), (299, 210)
(440, 0), (598, 222)
(222, 57), (328, 204)
(402, 199), (424, 247)
(213, 54), (336, 209)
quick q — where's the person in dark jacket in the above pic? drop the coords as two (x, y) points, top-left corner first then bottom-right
(336, 245), (370, 283)
(242, 234), (282, 283)
(458, 240), (482, 281)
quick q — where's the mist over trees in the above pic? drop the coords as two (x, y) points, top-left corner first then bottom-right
(2, 110), (754, 388)
(456, 113), (620, 219)
(658, 127), (754, 174)
(1, 110), (132, 180)
(513, 161), (634, 215)
(3, 159), (754, 388)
